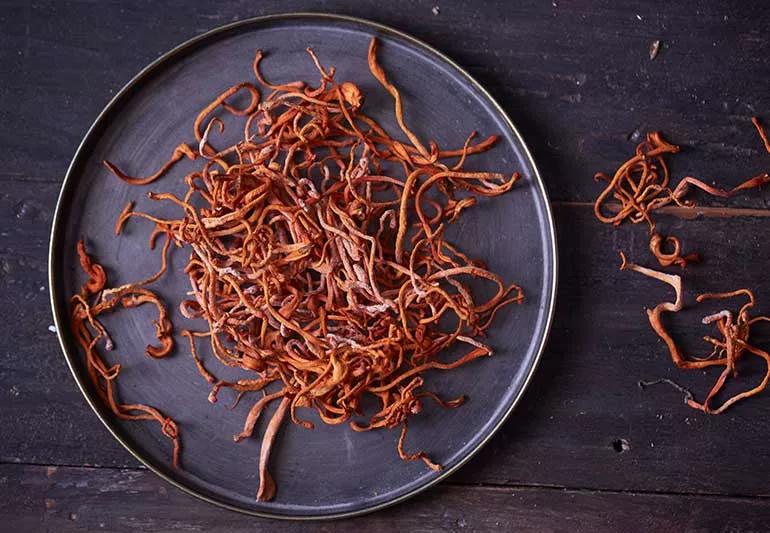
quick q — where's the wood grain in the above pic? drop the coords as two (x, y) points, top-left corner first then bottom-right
(2, 0), (770, 528)
(5, 463), (770, 532)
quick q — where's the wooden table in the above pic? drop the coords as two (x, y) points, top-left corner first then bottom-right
(3, 1), (770, 530)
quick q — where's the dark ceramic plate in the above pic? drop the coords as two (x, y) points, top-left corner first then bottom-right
(49, 13), (556, 519)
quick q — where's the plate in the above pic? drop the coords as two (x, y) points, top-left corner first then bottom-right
(49, 13), (556, 519)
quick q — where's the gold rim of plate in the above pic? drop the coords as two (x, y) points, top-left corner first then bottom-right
(48, 12), (558, 521)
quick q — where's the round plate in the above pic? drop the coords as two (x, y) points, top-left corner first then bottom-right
(49, 13), (556, 519)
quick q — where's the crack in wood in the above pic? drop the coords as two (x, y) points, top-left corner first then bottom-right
(554, 201), (770, 218)
(5, 462), (770, 502)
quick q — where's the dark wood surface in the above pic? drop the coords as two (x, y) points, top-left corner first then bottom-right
(3, 1), (770, 530)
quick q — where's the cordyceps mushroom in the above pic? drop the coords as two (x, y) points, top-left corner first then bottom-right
(595, 119), (770, 268)
(619, 252), (770, 414)
(593, 132), (681, 229)
(73, 38), (523, 502)
(71, 241), (181, 467)
(648, 233), (700, 269)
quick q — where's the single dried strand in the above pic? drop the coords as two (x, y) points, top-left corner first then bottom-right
(672, 174), (770, 200)
(367, 38), (430, 158)
(649, 233), (700, 269)
(256, 396), (290, 502)
(397, 420), (440, 470)
(194, 83), (260, 155)
(752, 116), (770, 154)
(104, 143), (197, 186)
(233, 390), (286, 443)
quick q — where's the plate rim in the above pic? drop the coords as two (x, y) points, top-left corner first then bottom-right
(48, 11), (558, 520)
